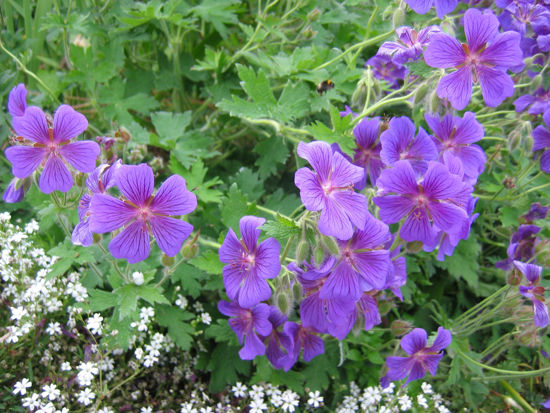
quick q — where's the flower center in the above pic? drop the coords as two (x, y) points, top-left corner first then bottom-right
(137, 206), (152, 221)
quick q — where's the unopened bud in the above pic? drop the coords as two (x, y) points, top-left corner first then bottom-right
(429, 90), (441, 113)
(277, 293), (291, 316)
(161, 254), (176, 266)
(391, 320), (414, 336)
(532, 74), (542, 89)
(296, 240), (309, 264)
(302, 27), (316, 39)
(507, 268), (522, 286)
(392, 8), (405, 29)
(182, 242), (198, 259)
(292, 282), (303, 301)
(132, 271), (144, 286)
(314, 245), (324, 267)
(502, 176), (516, 189)
(321, 236), (340, 256)
(406, 241), (423, 253)
(307, 8), (321, 22)
(414, 83), (430, 104)
(378, 300), (393, 316)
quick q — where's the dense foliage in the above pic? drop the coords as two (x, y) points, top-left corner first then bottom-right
(1, 0), (550, 412)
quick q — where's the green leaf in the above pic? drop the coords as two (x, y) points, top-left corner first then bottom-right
(407, 60), (433, 77)
(234, 167), (264, 201)
(189, 250), (225, 275)
(261, 215), (300, 241)
(205, 319), (239, 345)
(276, 83), (310, 122)
(155, 304), (194, 350)
(191, 0), (239, 38)
(88, 289), (118, 312)
(208, 343), (251, 392)
(499, 206), (521, 227)
(114, 284), (169, 320)
(254, 138), (290, 179)
(302, 353), (339, 391)
(151, 111), (192, 144)
(236, 64), (277, 107)
(172, 159), (223, 204)
(436, 233), (481, 290)
(221, 183), (249, 230)
(172, 262), (207, 298)
(306, 106), (355, 154)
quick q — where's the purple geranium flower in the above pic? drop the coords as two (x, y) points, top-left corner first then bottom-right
(72, 161), (121, 247)
(515, 86), (550, 115)
(320, 215), (392, 301)
(496, 224), (541, 270)
(514, 261), (549, 328)
(366, 55), (408, 89)
(89, 164), (197, 263)
(523, 202), (549, 222)
(218, 300), (272, 360)
(5, 105), (100, 194)
(385, 239), (407, 300)
(284, 322), (324, 366)
(379, 116), (438, 174)
(295, 141), (368, 240)
(261, 306), (294, 370)
(8, 83), (27, 118)
(381, 326), (452, 387)
(3, 178), (27, 203)
(374, 160), (472, 244)
(424, 8), (523, 110)
(533, 110), (550, 173)
(378, 26), (441, 64)
(425, 111), (486, 184)
(498, 1), (550, 36)
(404, 0), (458, 18)
(352, 117), (384, 188)
(219, 215), (281, 309)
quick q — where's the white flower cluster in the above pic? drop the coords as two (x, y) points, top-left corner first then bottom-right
(335, 381), (451, 413)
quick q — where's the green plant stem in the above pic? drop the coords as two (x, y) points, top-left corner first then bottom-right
(476, 111), (516, 119)
(354, 91), (416, 122)
(251, 203), (293, 222)
(280, 235), (295, 263)
(96, 243), (128, 282)
(499, 380), (536, 413)
(523, 181), (550, 195)
(454, 286), (509, 324)
(197, 238), (221, 249)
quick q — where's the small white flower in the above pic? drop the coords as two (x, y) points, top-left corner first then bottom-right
(249, 384), (265, 400)
(232, 382), (247, 398)
(77, 388), (96, 405)
(46, 322), (62, 336)
(398, 394), (412, 411)
(417, 394), (429, 409)
(200, 312), (212, 325)
(22, 393), (40, 409)
(10, 306), (27, 321)
(135, 347), (144, 360)
(249, 398), (268, 413)
(140, 407), (153, 413)
(180, 402), (198, 413)
(60, 361), (71, 371)
(41, 383), (60, 401)
(97, 407), (115, 413)
(281, 390), (299, 412)
(421, 382), (433, 395)
(86, 313), (103, 335)
(175, 294), (188, 309)
(307, 390), (324, 408)
(13, 378), (32, 395)
(140, 306), (154, 320)
(132, 271), (145, 285)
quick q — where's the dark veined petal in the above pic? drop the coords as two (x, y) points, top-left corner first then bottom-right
(255, 237), (281, 279)
(8, 83), (27, 118)
(540, 150), (550, 173)
(404, 0), (433, 15)
(360, 295), (382, 330)
(436, 67), (473, 110)
(150, 175), (197, 216)
(407, 127), (438, 162)
(375, 160), (418, 195)
(116, 164), (154, 206)
(534, 299), (550, 328)
(429, 200), (468, 233)
(219, 228), (245, 263)
(422, 161), (461, 199)
(297, 141), (333, 183)
(239, 215), (265, 253)
(149, 216), (193, 257)
(464, 8), (500, 53)
(454, 111), (484, 144)
(330, 151), (365, 187)
(456, 145), (486, 180)
(424, 33), (465, 68)
(421, 354), (444, 377)
(318, 195), (354, 240)
(353, 250), (390, 290)
(401, 328), (427, 354)
(380, 116), (416, 166)
(217, 300), (242, 318)
(240, 330), (265, 360)
(302, 331), (324, 362)
(52, 104), (88, 143)
(401, 208), (437, 244)
(222, 265), (244, 303)
(3, 179), (25, 203)
(405, 360), (427, 384)
(352, 215), (391, 249)
(71, 219), (93, 247)
(4, 145), (46, 179)
(480, 31), (523, 69)
(477, 66), (515, 108)
(427, 327), (452, 352)
(251, 303), (272, 336)
(514, 94), (535, 112)
(373, 195), (415, 224)
(353, 117), (381, 149)
(108, 220), (150, 263)
(294, 168), (324, 211)
(512, 260), (542, 284)
(319, 260), (361, 301)
(39, 154), (73, 194)
(434, 0), (457, 18)
(300, 294), (329, 334)
(12, 106), (49, 144)
(533, 125), (550, 151)
(88, 193), (137, 233)
(237, 269), (272, 309)
(332, 190), (369, 230)
(385, 356), (414, 382)
(59, 141), (100, 173)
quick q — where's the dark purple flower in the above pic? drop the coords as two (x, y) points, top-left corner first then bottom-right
(514, 261), (549, 328)
(261, 306), (294, 370)
(352, 117), (384, 188)
(533, 110), (550, 173)
(89, 164), (197, 263)
(374, 160), (472, 244)
(424, 8), (523, 110)
(72, 161), (121, 247)
(284, 322), (324, 365)
(496, 224), (541, 270)
(404, 0), (458, 18)
(3, 178), (26, 203)
(379, 116), (438, 174)
(498, 1), (550, 36)
(523, 202), (549, 221)
(515, 84), (550, 116)
(294, 141), (368, 240)
(381, 326), (451, 387)
(425, 111), (486, 184)
(219, 215), (281, 309)
(385, 241), (407, 300)
(320, 215), (392, 301)
(5, 105), (100, 194)
(366, 55), (408, 89)
(378, 26), (442, 64)
(218, 300), (272, 360)
(8, 83), (27, 118)
(339, 105), (358, 118)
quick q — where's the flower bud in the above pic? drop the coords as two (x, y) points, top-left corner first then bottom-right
(132, 271), (144, 286)
(92, 233), (102, 243)
(161, 254), (176, 266)
(406, 241), (423, 253)
(414, 83), (430, 104)
(307, 8), (321, 22)
(532, 74), (542, 89)
(314, 245), (324, 267)
(391, 320), (414, 336)
(277, 292), (292, 316)
(428, 90), (441, 113)
(378, 299), (393, 316)
(321, 236), (340, 256)
(295, 240), (309, 264)
(292, 281), (303, 302)
(392, 8), (405, 29)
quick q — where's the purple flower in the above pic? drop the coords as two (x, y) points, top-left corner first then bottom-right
(5, 105), (100, 194)
(295, 141), (368, 240)
(496, 224), (541, 270)
(218, 300), (272, 360)
(219, 216), (281, 309)
(523, 202), (549, 221)
(352, 117), (384, 188)
(404, 0), (458, 18)
(284, 322), (324, 365)
(374, 160), (472, 245)
(542, 398), (550, 408)
(378, 26), (442, 64)
(498, 2), (550, 36)
(424, 8), (523, 110)
(385, 241), (407, 300)
(514, 261), (549, 328)
(71, 161), (121, 247)
(261, 306), (294, 370)
(425, 111), (486, 184)
(366, 55), (408, 89)
(8, 83), (27, 118)
(533, 110), (550, 173)
(381, 327), (451, 387)
(320, 215), (392, 301)
(339, 105), (358, 118)
(3, 178), (26, 203)
(89, 164), (197, 263)
(379, 116), (438, 174)
(515, 87), (550, 115)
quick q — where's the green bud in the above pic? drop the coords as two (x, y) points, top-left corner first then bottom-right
(307, 8), (321, 22)
(378, 300), (393, 316)
(414, 83), (430, 104)
(392, 7), (405, 29)
(321, 236), (340, 256)
(406, 241), (423, 253)
(391, 320), (414, 336)
(92, 233), (102, 244)
(314, 245), (324, 267)
(292, 282), (303, 302)
(532, 74), (542, 89)
(161, 254), (176, 266)
(428, 90), (441, 113)
(182, 242), (199, 259)
(296, 240), (309, 264)
(277, 293), (290, 316)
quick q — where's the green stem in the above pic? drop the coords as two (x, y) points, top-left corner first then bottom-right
(476, 111), (516, 119)
(454, 286), (509, 324)
(499, 380), (536, 413)
(355, 91), (416, 122)
(523, 181), (550, 195)
(197, 238), (221, 249)
(252, 203), (293, 222)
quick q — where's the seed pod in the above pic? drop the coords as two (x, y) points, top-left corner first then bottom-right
(161, 254), (176, 266)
